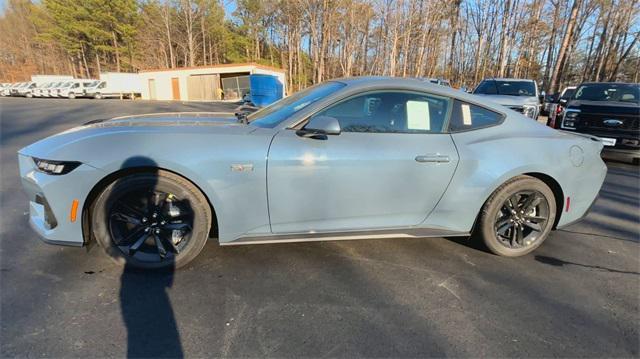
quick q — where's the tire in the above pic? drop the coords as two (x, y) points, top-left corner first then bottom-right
(476, 175), (556, 257)
(26, 93), (32, 98)
(94, 93), (102, 99)
(91, 170), (212, 269)
(68, 92), (75, 99)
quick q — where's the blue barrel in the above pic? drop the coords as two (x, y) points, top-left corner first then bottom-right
(249, 74), (283, 107)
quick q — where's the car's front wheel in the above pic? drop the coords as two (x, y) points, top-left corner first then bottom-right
(91, 170), (212, 269)
(477, 176), (556, 257)
(68, 92), (76, 99)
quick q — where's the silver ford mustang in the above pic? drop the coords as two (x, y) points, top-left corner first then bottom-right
(18, 77), (607, 269)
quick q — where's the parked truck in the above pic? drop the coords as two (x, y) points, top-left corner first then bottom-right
(29, 75), (74, 98)
(31, 75), (73, 84)
(85, 72), (143, 99)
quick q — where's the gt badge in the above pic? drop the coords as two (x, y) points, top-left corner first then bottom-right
(230, 164), (254, 172)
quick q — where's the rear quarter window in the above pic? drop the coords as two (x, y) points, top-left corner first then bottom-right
(448, 100), (504, 132)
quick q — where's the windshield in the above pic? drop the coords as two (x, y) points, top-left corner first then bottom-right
(84, 80), (100, 87)
(248, 82), (346, 128)
(60, 82), (72, 88)
(474, 80), (536, 96)
(574, 83), (639, 103)
(560, 88), (576, 100)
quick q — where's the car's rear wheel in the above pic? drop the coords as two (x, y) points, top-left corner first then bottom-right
(477, 176), (556, 257)
(91, 170), (212, 269)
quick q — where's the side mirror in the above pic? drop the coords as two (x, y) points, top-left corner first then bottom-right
(297, 116), (341, 140)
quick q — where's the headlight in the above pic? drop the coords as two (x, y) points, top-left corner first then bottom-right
(33, 157), (81, 175)
(561, 109), (580, 130)
(522, 105), (537, 119)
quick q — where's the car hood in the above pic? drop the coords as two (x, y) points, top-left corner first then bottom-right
(474, 94), (538, 107)
(566, 100), (640, 116)
(81, 112), (238, 126)
(18, 112), (252, 160)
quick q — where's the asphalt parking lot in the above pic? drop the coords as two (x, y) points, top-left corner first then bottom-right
(1, 97), (638, 357)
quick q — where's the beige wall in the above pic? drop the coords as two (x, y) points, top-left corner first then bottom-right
(138, 64), (286, 101)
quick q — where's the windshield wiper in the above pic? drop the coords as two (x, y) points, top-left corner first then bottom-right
(234, 105), (260, 124)
(235, 112), (249, 124)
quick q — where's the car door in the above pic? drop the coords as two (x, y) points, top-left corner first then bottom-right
(267, 90), (459, 234)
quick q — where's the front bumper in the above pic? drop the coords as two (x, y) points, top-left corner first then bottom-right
(19, 154), (105, 246)
(601, 147), (640, 162)
(569, 129), (639, 162)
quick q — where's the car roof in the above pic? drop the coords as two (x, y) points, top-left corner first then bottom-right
(332, 76), (460, 96)
(578, 82), (639, 86)
(326, 76), (506, 112)
(482, 78), (535, 82)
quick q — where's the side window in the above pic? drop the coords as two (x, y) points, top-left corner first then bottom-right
(98, 82), (106, 89)
(449, 100), (503, 132)
(312, 92), (450, 134)
(72, 83), (79, 88)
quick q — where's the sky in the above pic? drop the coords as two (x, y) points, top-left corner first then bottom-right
(223, 0), (237, 19)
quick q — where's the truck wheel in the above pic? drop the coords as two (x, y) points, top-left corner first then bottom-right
(94, 93), (102, 99)
(26, 93), (33, 98)
(68, 92), (76, 99)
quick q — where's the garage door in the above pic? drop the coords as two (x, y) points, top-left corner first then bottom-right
(187, 74), (220, 101)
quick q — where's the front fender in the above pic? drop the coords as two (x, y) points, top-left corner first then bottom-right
(23, 126), (276, 243)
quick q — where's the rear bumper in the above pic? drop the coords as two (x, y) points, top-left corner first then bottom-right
(555, 147), (608, 228)
(556, 190), (599, 229)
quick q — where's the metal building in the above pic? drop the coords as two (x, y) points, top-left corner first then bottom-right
(138, 63), (286, 101)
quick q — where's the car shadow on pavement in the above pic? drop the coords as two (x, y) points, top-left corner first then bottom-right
(535, 255), (639, 275)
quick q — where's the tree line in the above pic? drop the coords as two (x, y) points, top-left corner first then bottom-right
(1, 0), (638, 94)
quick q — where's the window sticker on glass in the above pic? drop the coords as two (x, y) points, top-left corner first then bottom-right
(406, 100), (430, 130)
(462, 103), (472, 125)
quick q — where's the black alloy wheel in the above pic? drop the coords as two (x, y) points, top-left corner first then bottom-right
(92, 170), (212, 269)
(108, 189), (194, 263)
(494, 190), (550, 249)
(477, 175), (556, 257)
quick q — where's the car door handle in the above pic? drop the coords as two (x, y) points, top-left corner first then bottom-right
(415, 155), (450, 163)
